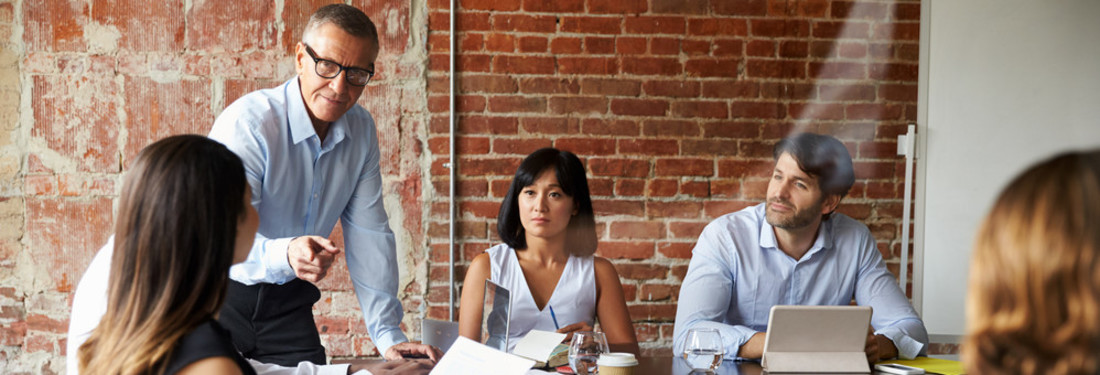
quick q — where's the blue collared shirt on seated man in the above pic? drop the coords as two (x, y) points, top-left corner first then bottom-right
(672, 203), (929, 360)
(208, 77), (406, 353)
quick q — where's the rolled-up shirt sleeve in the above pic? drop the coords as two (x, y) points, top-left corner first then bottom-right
(854, 232), (929, 359)
(673, 222), (756, 359)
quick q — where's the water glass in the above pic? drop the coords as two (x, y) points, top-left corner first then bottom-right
(568, 331), (609, 375)
(682, 328), (724, 373)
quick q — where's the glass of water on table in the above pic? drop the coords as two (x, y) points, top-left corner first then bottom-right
(569, 331), (608, 375)
(683, 328), (723, 373)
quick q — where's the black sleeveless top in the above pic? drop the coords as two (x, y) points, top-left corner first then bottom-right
(163, 320), (257, 375)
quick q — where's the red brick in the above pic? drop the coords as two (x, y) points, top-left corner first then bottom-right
(492, 138), (552, 155)
(740, 178), (769, 199)
(820, 122), (876, 141)
(457, 12), (491, 31)
(584, 36), (616, 54)
(624, 16), (685, 34)
(457, 54), (491, 72)
(810, 40), (837, 58)
(703, 122), (761, 139)
(589, 178), (614, 196)
(789, 102), (844, 120)
(521, 117), (578, 135)
(740, 141), (777, 158)
(580, 119), (639, 136)
(548, 96), (607, 114)
(26, 198), (112, 292)
(813, 20), (870, 39)
(855, 161), (897, 180)
(459, 201), (501, 219)
(561, 16), (621, 35)
(832, 1), (888, 20)
(682, 40), (711, 55)
(716, 0), (768, 14)
(870, 63), (919, 82)
(898, 43), (920, 62)
(702, 81), (759, 98)
(628, 304), (677, 320)
(686, 58), (739, 78)
(90, 0), (183, 51)
(688, 19), (748, 36)
(847, 103), (904, 121)
(518, 77), (580, 94)
(559, 57), (620, 75)
(610, 98), (668, 117)
(622, 57), (682, 76)
(590, 0), (648, 14)
(615, 179), (646, 197)
(669, 221), (708, 239)
(187, 0), (275, 52)
(491, 14), (557, 33)
(617, 264), (669, 280)
(23, 0), (87, 52)
(753, 19), (809, 37)
(488, 96), (546, 113)
(460, 157), (521, 176)
(647, 179), (677, 197)
(459, 75), (518, 94)
(869, 43), (895, 59)
(581, 78), (641, 97)
(617, 37), (648, 54)
(651, 37), (682, 55)
(518, 36), (548, 53)
(880, 84), (917, 102)
(493, 55), (554, 74)
(655, 159), (712, 177)
(123, 77), (213, 164)
(619, 139), (679, 156)
(836, 203), (872, 220)
(704, 199), (755, 217)
(550, 37), (583, 54)
(839, 42), (868, 58)
(639, 284), (681, 301)
(555, 138), (616, 156)
(462, 0), (520, 11)
(682, 139), (739, 157)
(731, 101), (784, 119)
(810, 62), (867, 79)
(458, 94), (487, 112)
(671, 100), (728, 119)
(485, 33), (515, 52)
(746, 59), (806, 79)
(32, 76), (119, 172)
(643, 81), (699, 98)
(718, 159), (773, 178)
(609, 221), (665, 240)
(819, 84), (875, 102)
(460, 33), (484, 52)
(598, 241), (656, 259)
(641, 119), (699, 137)
(593, 200), (645, 217)
(746, 40), (775, 57)
(428, 13), (451, 37)
(893, 3), (921, 21)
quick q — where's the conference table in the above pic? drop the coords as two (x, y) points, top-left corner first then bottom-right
(340, 356), (767, 374)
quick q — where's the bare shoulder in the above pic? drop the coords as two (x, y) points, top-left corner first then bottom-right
(592, 257), (622, 281)
(469, 252), (492, 274)
(175, 357), (243, 375)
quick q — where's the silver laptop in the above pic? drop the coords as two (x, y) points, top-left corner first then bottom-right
(762, 305), (872, 373)
(481, 279), (512, 352)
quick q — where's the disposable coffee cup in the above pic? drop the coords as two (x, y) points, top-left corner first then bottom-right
(596, 352), (638, 375)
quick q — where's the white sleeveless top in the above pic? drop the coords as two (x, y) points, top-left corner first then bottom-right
(486, 244), (597, 352)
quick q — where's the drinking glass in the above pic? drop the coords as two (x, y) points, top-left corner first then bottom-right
(568, 331), (608, 375)
(682, 328), (724, 373)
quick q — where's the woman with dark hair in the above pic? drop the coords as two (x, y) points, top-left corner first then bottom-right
(77, 135), (258, 374)
(458, 148), (639, 354)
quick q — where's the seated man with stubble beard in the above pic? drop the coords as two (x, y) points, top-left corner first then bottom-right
(672, 132), (928, 362)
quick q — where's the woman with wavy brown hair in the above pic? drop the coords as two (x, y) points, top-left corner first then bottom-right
(78, 135), (257, 374)
(964, 150), (1100, 375)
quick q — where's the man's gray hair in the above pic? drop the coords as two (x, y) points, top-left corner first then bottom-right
(303, 4), (379, 52)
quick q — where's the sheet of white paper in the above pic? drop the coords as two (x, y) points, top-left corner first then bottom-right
(430, 336), (535, 375)
(510, 330), (567, 362)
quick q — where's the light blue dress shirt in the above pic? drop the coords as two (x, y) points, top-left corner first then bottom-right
(209, 78), (406, 353)
(673, 203), (928, 359)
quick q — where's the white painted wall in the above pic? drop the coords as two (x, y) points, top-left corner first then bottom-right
(914, 0), (1100, 336)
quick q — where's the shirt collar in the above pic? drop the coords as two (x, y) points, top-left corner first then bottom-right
(286, 78), (348, 148)
(758, 207), (834, 260)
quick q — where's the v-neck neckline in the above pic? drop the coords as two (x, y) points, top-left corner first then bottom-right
(510, 250), (572, 312)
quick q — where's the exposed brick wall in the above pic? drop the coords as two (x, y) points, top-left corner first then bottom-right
(1, 0), (928, 371)
(2, 0), (431, 372)
(425, 0), (921, 356)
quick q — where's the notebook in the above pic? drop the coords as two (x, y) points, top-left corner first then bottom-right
(762, 305), (873, 373)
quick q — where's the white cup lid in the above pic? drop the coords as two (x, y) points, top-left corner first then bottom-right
(597, 352), (638, 366)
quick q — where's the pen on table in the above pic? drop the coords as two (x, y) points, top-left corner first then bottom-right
(549, 305), (560, 330)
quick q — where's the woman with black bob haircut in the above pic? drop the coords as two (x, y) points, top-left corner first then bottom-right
(459, 148), (639, 354)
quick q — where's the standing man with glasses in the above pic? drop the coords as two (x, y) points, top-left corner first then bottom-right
(208, 4), (440, 367)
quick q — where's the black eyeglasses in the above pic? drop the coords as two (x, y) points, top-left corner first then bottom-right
(302, 43), (375, 86)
